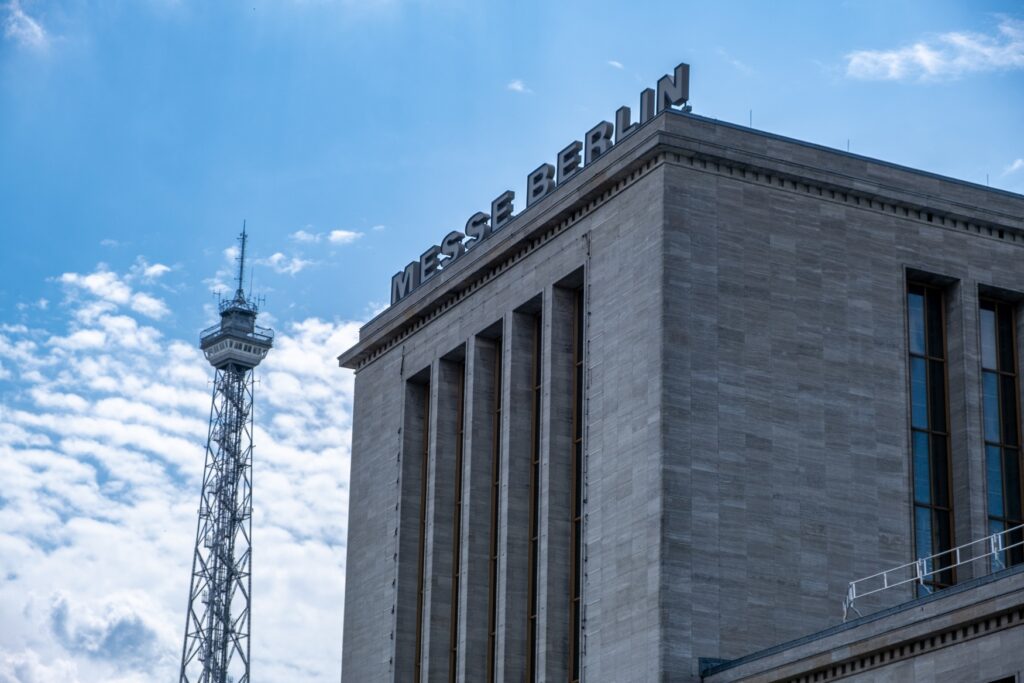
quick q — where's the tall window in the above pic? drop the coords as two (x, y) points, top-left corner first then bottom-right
(486, 342), (502, 683)
(907, 283), (954, 591)
(449, 363), (466, 681)
(569, 289), (584, 683)
(981, 298), (1023, 567)
(525, 315), (542, 683)
(414, 384), (431, 680)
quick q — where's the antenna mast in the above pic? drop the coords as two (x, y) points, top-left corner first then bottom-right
(235, 222), (248, 300)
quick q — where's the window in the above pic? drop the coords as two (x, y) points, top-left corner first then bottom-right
(907, 283), (955, 591)
(981, 298), (1023, 568)
(569, 288), (584, 683)
(414, 383), (430, 681)
(397, 373), (431, 681)
(486, 341), (502, 683)
(526, 315), (542, 683)
(449, 363), (466, 681)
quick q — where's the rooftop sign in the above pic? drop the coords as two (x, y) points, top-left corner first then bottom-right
(390, 63), (691, 306)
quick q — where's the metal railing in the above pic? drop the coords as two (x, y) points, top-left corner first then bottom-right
(842, 523), (1024, 622)
(199, 322), (275, 345)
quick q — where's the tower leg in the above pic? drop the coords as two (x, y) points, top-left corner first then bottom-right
(180, 365), (253, 683)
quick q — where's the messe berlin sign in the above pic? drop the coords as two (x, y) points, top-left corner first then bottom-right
(390, 63), (691, 306)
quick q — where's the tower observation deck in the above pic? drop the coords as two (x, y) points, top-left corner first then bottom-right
(180, 227), (273, 683)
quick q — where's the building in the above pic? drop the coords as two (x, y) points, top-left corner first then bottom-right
(337, 63), (1024, 682)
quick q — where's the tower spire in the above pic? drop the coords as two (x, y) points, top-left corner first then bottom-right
(235, 221), (248, 302)
(180, 227), (273, 683)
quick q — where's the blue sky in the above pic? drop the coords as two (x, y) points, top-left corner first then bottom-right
(1, 1), (1022, 681)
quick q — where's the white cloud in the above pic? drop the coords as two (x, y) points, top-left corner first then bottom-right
(47, 329), (106, 351)
(290, 229), (320, 243)
(204, 246), (239, 295)
(507, 79), (532, 94)
(129, 292), (169, 319)
(59, 266), (170, 320)
(100, 239), (121, 248)
(291, 227), (372, 244)
(1004, 158), (1024, 176)
(0, 649), (79, 682)
(74, 300), (117, 325)
(142, 263), (171, 280)
(327, 229), (362, 245)
(3, 0), (48, 50)
(607, 60), (624, 70)
(60, 270), (132, 306)
(0, 261), (359, 682)
(846, 18), (1024, 81)
(260, 252), (314, 275)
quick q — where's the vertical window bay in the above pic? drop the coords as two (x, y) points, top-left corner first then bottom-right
(486, 340), (502, 683)
(526, 315), (542, 683)
(415, 382), (431, 680)
(906, 282), (955, 591)
(569, 288), (585, 683)
(449, 362), (466, 682)
(980, 298), (1023, 568)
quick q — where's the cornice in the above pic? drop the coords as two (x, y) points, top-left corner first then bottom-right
(339, 112), (1024, 372)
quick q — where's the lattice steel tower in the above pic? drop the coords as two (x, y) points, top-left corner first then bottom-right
(180, 227), (273, 683)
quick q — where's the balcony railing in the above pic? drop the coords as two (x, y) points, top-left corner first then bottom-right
(842, 523), (1024, 621)
(200, 322), (275, 345)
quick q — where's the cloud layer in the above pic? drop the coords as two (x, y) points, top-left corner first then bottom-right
(0, 262), (356, 682)
(846, 18), (1024, 81)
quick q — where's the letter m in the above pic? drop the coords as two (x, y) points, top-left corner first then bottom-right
(391, 261), (420, 304)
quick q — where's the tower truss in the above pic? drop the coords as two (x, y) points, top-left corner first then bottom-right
(180, 228), (273, 683)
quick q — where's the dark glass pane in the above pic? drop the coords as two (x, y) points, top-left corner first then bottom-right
(575, 293), (584, 351)
(1005, 448), (1022, 520)
(980, 305), (998, 370)
(571, 611), (580, 679)
(1008, 526), (1024, 567)
(926, 289), (945, 358)
(911, 358), (928, 429)
(988, 445), (1005, 518)
(908, 292), (926, 356)
(574, 368), (584, 440)
(574, 446), (582, 517)
(983, 372), (1001, 442)
(1001, 374), (1019, 446)
(913, 431), (931, 503)
(937, 509), (950, 585)
(931, 436), (949, 507)
(915, 506), (933, 559)
(928, 360), (947, 432)
(998, 304), (1016, 372)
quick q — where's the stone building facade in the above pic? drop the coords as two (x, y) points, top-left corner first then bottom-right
(338, 104), (1024, 681)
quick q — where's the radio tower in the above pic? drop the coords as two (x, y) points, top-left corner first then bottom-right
(179, 226), (273, 683)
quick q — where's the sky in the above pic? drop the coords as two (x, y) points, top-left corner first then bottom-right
(0, 1), (1022, 681)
